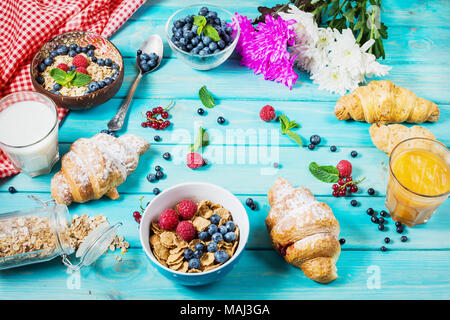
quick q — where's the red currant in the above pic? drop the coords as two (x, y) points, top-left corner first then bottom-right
(156, 107), (163, 114)
(146, 111), (153, 118)
(346, 177), (353, 182)
(133, 211), (141, 218)
(164, 120), (170, 127)
(332, 184), (339, 191)
(161, 111), (169, 119)
(338, 178), (345, 186)
(332, 190), (339, 197)
(351, 185), (358, 193)
(151, 122), (159, 129)
(152, 107), (158, 114)
(338, 189), (346, 197)
(141, 122), (147, 128)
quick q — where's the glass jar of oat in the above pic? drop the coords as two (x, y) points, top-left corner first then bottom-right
(0, 196), (121, 271)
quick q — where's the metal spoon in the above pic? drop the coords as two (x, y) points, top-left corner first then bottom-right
(107, 34), (163, 132)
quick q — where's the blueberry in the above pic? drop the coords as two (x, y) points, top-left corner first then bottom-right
(147, 173), (157, 182)
(202, 36), (212, 46)
(351, 150), (358, 158)
(207, 242), (218, 253)
(137, 49), (142, 56)
(209, 42), (218, 51)
(366, 208), (374, 215)
(98, 80), (106, 88)
(193, 249), (203, 259)
(179, 37), (188, 46)
(75, 46), (82, 53)
(140, 62), (150, 72)
(188, 258), (200, 269)
(380, 210), (388, 217)
(69, 43), (78, 51)
(87, 44), (95, 51)
(100, 129), (116, 136)
(217, 40), (225, 49)
(68, 65), (77, 71)
(50, 50), (58, 58)
(396, 227), (404, 234)
(192, 25), (199, 34)
(197, 108), (205, 115)
(35, 75), (44, 84)
(198, 231), (210, 241)
(86, 49), (94, 57)
(384, 237), (390, 244)
(218, 226), (227, 235)
(214, 250), (229, 263)
(44, 56), (53, 66)
(245, 198), (254, 206)
(380, 246), (387, 252)
(224, 232), (236, 242)
(153, 188), (160, 195)
(163, 152), (171, 160)
(49, 89), (61, 95)
(401, 236), (408, 242)
(154, 135), (161, 142)
(149, 53), (157, 60)
(210, 214), (221, 225)
(226, 26), (233, 35)
(395, 221), (402, 227)
(213, 49), (220, 53)
(104, 58), (112, 66)
(198, 8), (208, 16)
(207, 11), (217, 19)
(330, 145), (337, 152)
(308, 144), (315, 150)
(378, 217), (385, 224)
(371, 216), (379, 224)
(156, 171), (164, 179)
(112, 63), (119, 70)
(196, 42), (205, 50)
(191, 37), (199, 46)
(155, 165), (161, 172)
(97, 58), (105, 66)
(207, 224), (218, 235)
(91, 56), (97, 62)
(195, 243), (205, 251)
(378, 224), (385, 231)
(149, 59), (157, 67)
(174, 19), (185, 29)
(367, 188), (375, 195)
(249, 203), (257, 211)
(88, 81), (99, 92)
(225, 221), (235, 232)
(53, 83), (61, 91)
(182, 24), (192, 32)
(217, 116), (225, 124)
(68, 50), (76, 57)
(350, 199), (357, 207)
(339, 238), (346, 245)
(199, 49), (208, 56)
(81, 46), (88, 53)
(37, 63), (46, 72)
(139, 53), (148, 61)
(56, 45), (68, 55)
(310, 135), (321, 145)
(185, 31), (194, 40)
(191, 47), (200, 55)
(8, 186), (17, 194)
(104, 77), (112, 85)
(212, 232), (223, 243)
(184, 248), (194, 260)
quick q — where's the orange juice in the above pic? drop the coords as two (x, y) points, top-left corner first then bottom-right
(386, 138), (449, 227)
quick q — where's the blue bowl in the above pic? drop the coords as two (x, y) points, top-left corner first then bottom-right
(139, 182), (249, 286)
(165, 4), (240, 70)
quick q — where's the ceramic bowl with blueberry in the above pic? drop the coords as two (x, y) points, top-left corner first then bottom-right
(31, 31), (124, 110)
(140, 182), (249, 286)
(165, 4), (240, 70)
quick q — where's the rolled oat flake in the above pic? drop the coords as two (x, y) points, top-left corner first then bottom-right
(0, 196), (122, 271)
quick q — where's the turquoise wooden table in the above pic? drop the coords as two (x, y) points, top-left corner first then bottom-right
(0, 0), (449, 299)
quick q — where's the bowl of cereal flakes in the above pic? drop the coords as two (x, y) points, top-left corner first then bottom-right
(140, 182), (249, 286)
(30, 31), (124, 110)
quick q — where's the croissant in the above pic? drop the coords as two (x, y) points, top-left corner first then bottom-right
(335, 80), (439, 124)
(266, 178), (340, 284)
(369, 123), (435, 155)
(51, 133), (150, 205)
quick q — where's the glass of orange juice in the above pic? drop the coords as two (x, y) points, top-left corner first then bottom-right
(386, 137), (449, 227)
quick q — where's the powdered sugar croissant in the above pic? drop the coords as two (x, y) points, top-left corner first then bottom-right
(51, 133), (149, 205)
(266, 178), (340, 284)
(335, 80), (439, 124)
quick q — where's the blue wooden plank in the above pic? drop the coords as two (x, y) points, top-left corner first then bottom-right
(0, 249), (448, 299)
(1, 193), (448, 250)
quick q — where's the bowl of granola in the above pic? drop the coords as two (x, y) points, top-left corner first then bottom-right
(30, 31), (124, 110)
(140, 182), (249, 286)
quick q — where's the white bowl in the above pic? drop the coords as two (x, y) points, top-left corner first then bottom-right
(139, 182), (249, 286)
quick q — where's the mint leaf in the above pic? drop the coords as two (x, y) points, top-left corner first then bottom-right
(72, 72), (92, 87)
(287, 120), (300, 130)
(278, 115), (289, 133)
(48, 68), (69, 85)
(203, 25), (221, 42)
(198, 85), (215, 108)
(190, 127), (209, 152)
(309, 162), (340, 183)
(285, 130), (303, 147)
(193, 15), (207, 36)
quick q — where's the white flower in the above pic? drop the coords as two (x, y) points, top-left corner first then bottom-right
(278, 4), (391, 95)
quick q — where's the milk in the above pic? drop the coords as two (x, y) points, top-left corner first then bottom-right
(0, 96), (59, 177)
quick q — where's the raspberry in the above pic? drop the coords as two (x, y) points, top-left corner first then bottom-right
(177, 200), (197, 220)
(259, 105), (276, 122)
(186, 152), (204, 169)
(76, 66), (89, 75)
(56, 63), (69, 72)
(176, 221), (196, 242)
(158, 209), (179, 230)
(336, 160), (352, 178)
(72, 54), (88, 68)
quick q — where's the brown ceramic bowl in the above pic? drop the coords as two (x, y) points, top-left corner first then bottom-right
(30, 31), (124, 110)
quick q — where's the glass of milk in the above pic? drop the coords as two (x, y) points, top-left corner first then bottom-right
(0, 91), (60, 177)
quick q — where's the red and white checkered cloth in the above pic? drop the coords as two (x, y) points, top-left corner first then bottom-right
(0, 0), (146, 179)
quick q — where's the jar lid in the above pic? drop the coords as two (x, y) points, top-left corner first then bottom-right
(75, 221), (122, 267)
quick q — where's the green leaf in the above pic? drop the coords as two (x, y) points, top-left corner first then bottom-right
(198, 85), (215, 108)
(193, 15), (206, 28)
(309, 162), (340, 183)
(71, 72), (92, 87)
(287, 120), (300, 130)
(48, 68), (69, 85)
(190, 127), (209, 152)
(278, 115), (289, 133)
(203, 25), (221, 42)
(285, 130), (303, 147)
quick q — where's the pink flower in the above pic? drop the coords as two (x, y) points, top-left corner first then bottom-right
(231, 13), (298, 89)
